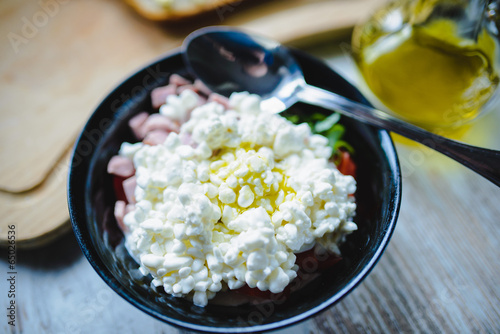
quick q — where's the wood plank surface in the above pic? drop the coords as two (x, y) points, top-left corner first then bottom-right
(0, 0), (389, 247)
(0, 41), (498, 334)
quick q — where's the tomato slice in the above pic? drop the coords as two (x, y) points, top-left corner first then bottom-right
(295, 248), (342, 271)
(112, 176), (128, 203)
(234, 285), (274, 299)
(233, 283), (291, 302)
(337, 150), (356, 179)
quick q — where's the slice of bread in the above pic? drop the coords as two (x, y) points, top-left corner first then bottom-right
(124, 0), (246, 21)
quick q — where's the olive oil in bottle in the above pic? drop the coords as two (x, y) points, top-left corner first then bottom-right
(352, 0), (499, 131)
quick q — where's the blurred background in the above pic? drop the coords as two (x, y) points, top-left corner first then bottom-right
(1, 0), (499, 333)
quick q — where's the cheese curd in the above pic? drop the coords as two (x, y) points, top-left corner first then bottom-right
(120, 91), (357, 307)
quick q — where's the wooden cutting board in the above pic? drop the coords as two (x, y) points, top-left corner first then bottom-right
(0, 0), (388, 247)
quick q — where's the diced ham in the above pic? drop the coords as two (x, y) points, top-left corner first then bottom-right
(107, 155), (135, 178)
(194, 79), (213, 96)
(208, 93), (231, 109)
(122, 176), (137, 204)
(114, 200), (128, 233)
(177, 84), (197, 94)
(169, 74), (192, 86)
(125, 203), (135, 214)
(151, 84), (177, 109)
(142, 114), (180, 134)
(128, 112), (149, 140)
(196, 95), (208, 106)
(143, 129), (169, 146)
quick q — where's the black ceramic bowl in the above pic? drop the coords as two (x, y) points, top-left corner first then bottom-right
(68, 48), (401, 333)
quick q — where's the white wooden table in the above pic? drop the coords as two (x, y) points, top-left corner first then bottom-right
(1, 39), (500, 334)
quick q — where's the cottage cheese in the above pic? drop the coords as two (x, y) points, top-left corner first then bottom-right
(120, 91), (357, 307)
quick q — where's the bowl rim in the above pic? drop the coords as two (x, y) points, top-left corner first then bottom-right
(68, 47), (402, 333)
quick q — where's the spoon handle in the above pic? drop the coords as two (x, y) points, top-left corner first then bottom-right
(297, 85), (500, 187)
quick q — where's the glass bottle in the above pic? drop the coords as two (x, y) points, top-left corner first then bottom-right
(352, 0), (500, 132)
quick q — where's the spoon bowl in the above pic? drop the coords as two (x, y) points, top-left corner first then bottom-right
(183, 26), (303, 111)
(183, 26), (500, 187)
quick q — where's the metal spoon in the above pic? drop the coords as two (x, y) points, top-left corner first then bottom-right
(182, 26), (500, 187)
